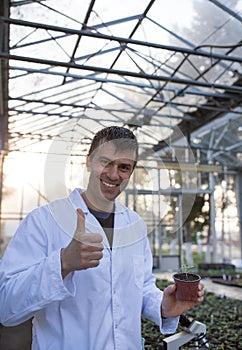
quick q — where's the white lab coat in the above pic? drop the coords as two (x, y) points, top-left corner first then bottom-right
(0, 189), (178, 349)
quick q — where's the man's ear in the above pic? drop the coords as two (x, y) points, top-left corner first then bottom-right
(86, 155), (91, 171)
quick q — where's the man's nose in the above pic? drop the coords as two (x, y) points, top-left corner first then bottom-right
(107, 165), (119, 179)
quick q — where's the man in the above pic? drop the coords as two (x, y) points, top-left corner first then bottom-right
(0, 126), (204, 349)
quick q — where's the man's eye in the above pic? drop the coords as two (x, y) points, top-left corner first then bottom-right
(100, 159), (109, 166)
(120, 165), (131, 172)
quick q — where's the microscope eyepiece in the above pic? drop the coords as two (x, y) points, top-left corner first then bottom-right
(179, 314), (193, 328)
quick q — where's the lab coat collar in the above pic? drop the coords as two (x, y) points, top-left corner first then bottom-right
(69, 188), (128, 215)
(48, 188), (146, 248)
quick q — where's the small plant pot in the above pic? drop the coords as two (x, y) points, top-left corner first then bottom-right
(173, 272), (201, 301)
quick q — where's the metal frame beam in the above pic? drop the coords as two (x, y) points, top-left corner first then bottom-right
(1, 53), (242, 94)
(2, 16), (242, 63)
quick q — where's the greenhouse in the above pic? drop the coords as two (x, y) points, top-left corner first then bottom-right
(0, 0), (242, 349)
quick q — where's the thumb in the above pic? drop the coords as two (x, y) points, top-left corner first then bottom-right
(75, 208), (85, 236)
(164, 284), (176, 296)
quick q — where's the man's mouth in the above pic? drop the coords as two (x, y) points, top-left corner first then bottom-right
(101, 180), (118, 188)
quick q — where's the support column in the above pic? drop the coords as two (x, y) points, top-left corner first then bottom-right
(209, 171), (217, 262)
(178, 193), (183, 268)
(0, 0), (10, 247)
(236, 172), (242, 259)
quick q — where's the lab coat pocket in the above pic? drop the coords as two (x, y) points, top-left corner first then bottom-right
(132, 255), (144, 289)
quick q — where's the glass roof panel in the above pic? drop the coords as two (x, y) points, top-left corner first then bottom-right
(0, 0), (241, 169)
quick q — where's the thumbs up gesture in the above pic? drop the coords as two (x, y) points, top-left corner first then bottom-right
(61, 208), (104, 278)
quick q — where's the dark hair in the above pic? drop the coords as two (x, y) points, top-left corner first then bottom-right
(88, 126), (138, 162)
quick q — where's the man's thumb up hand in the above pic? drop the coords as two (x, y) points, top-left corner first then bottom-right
(61, 208), (104, 278)
(74, 208), (86, 237)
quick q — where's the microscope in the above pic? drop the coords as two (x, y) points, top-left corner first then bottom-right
(163, 314), (209, 350)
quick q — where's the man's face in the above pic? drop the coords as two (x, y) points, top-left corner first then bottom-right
(86, 140), (136, 205)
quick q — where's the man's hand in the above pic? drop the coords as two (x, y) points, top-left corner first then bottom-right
(61, 208), (104, 278)
(161, 282), (204, 318)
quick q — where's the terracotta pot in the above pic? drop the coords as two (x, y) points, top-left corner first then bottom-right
(173, 272), (201, 301)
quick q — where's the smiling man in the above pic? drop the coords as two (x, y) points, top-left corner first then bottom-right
(85, 133), (137, 210)
(0, 126), (204, 350)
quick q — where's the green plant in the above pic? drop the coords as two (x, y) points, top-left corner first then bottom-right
(180, 264), (194, 279)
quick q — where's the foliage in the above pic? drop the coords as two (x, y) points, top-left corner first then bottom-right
(162, 193), (210, 244)
(183, 194), (210, 243)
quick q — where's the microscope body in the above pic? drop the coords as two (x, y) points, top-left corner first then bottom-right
(163, 316), (209, 350)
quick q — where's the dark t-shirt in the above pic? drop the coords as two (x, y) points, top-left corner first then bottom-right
(89, 208), (114, 248)
(0, 318), (33, 350)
